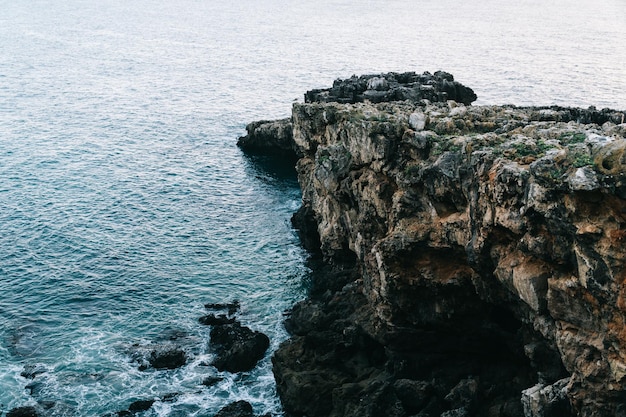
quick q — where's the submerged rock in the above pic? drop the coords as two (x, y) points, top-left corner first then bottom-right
(198, 314), (236, 326)
(6, 407), (40, 417)
(201, 376), (223, 387)
(20, 364), (47, 379)
(149, 347), (186, 370)
(204, 300), (240, 316)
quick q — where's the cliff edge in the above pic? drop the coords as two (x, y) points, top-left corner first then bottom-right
(239, 73), (626, 417)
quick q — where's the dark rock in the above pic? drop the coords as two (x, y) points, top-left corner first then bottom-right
(237, 119), (296, 157)
(160, 393), (180, 402)
(6, 407), (39, 417)
(440, 408), (470, 417)
(201, 376), (223, 387)
(290, 203), (322, 255)
(304, 71), (477, 105)
(128, 399), (155, 413)
(333, 376), (405, 417)
(444, 378), (479, 410)
(204, 300), (240, 316)
(393, 379), (433, 413)
(147, 347), (187, 370)
(213, 401), (253, 417)
(20, 364), (47, 379)
(210, 322), (270, 373)
(25, 380), (44, 396)
(38, 401), (55, 410)
(199, 314), (236, 326)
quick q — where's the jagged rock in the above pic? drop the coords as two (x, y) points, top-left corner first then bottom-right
(199, 314), (236, 326)
(304, 71), (477, 105)
(201, 376), (223, 387)
(210, 322), (270, 373)
(127, 399), (155, 413)
(393, 379), (433, 413)
(522, 379), (571, 417)
(146, 347), (187, 370)
(213, 401), (254, 417)
(20, 364), (47, 379)
(267, 97), (626, 417)
(24, 380), (44, 396)
(237, 119), (295, 156)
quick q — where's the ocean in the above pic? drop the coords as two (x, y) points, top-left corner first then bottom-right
(0, 0), (625, 415)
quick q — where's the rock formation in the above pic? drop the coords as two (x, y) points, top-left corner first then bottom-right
(238, 73), (626, 417)
(304, 71), (477, 106)
(237, 71), (477, 158)
(200, 301), (271, 373)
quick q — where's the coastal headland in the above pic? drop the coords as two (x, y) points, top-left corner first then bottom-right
(239, 72), (626, 417)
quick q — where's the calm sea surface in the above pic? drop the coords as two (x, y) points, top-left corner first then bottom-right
(1, 0), (625, 415)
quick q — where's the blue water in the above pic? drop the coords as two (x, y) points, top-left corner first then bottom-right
(1, 0), (625, 415)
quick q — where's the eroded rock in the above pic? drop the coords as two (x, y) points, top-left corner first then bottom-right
(210, 322), (270, 373)
(269, 97), (626, 417)
(304, 71), (477, 105)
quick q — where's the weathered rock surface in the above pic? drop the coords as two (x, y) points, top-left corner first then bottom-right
(305, 71), (477, 106)
(199, 301), (270, 373)
(237, 118), (296, 156)
(210, 322), (270, 373)
(270, 97), (626, 417)
(237, 71), (477, 158)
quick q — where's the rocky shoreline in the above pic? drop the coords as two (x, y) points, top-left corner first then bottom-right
(10, 302), (271, 417)
(239, 72), (626, 417)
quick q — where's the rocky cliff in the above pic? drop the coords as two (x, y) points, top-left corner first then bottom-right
(239, 73), (626, 417)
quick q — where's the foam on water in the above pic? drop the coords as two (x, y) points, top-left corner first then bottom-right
(1, 0), (625, 415)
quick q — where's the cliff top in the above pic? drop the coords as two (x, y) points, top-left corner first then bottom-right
(291, 101), (626, 193)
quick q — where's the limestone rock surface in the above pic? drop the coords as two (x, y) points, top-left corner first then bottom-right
(273, 99), (626, 417)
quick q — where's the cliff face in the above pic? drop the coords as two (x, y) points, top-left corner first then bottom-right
(272, 100), (626, 417)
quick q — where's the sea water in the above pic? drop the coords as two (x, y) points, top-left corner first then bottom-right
(0, 0), (625, 415)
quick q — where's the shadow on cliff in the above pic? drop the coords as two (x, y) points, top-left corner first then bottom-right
(240, 153), (300, 192)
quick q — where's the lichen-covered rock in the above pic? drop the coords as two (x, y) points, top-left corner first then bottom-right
(273, 99), (626, 417)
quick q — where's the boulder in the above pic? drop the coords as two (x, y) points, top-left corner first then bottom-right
(237, 119), (295, 156)
(20, 364), (47, 379)
(146, 347), (187, 370)
(213, 401), (254, 417)
(201, 376), (223, 387)
(6, 407), (39, 417)
(210, 322), (269, 373)
(304, 71), (477, 105)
